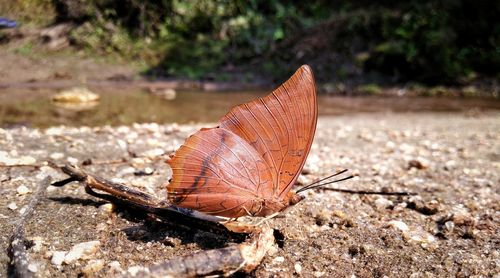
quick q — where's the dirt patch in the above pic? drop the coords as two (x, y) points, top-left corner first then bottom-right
(0, 113), (499, 277)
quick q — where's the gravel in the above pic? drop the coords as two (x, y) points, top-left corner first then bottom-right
(0, 112), (498, 277)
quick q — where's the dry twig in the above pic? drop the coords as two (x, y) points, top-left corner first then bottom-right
(9, 176), (52, 278)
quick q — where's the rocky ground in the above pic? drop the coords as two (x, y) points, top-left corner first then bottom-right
(0, 112), (499, 277)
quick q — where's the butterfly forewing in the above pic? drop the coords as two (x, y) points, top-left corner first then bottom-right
(219, 65), (317, 198)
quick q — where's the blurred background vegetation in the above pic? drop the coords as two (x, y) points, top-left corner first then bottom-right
(1, 0), (499, 85)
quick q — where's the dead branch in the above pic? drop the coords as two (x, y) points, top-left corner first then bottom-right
(9, 176), (52, 278)
(124, 226), (274, 277)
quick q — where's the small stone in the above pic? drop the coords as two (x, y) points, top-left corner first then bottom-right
(0, 151), (36, 166)
(64, 241), (100, 264)
(407, 231), (437, 249)
(151, 88), (177, 100)
(82, 259), (105, 276)
(444, 160), (457, 170)
(128, 265), (149, 276)
(273, 256), (285, 264)
(17, 185), (31, 195)
(161, 236), (181, 247)
(444, 221), (454, 232)
(29, 236), (45, 253)
(27, 263), (38, 273)
(134, 167), (155, 176)
(408, 158), (429, 170)
(117, 139), (127, 149)
(142, 148), (165, 159)
(332, 210), (346, 219)
(99, 203), (114, 214)
(407, 199), (439, 215)
(50, 152), (65, 160)
(8, 202), (18, 210)
(52, 87), (99, 103)
(19, 156), (37, 165)
(116, 126), (130, 133)
(374, 197), (393, 209)
(51, 251), (67, 266)
(144, 167), (154, 174)
(315, 210), (331, 226)
(385, 141), (396, 150)
(388, 220), (409, 232)
(37, 166), (60, 180)
(67, 157), (78, 165)
(117, 167), (135, 177)
(314, 271), (326, 277)
(108, 261), (122, 271)
(294, 263), (302, 274)
(19, 206), (27, 214)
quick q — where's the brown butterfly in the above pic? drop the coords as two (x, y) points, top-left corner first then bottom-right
(166, 65), (317, 218)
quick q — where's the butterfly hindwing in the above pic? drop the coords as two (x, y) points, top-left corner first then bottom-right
(167, 127), (274, 217)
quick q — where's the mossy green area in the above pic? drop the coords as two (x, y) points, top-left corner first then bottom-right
(1, 1), (499, 85)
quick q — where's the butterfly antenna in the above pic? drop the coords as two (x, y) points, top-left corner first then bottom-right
(296, 170), (416, 196)
(321, 187), (416, 196)
(296, 169), (352, 193)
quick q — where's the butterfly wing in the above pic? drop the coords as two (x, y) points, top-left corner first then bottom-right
(219, 65), (317, 198)
(167, 127), (274, 218)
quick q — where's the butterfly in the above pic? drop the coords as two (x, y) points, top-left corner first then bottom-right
(166, 65), (317, 218)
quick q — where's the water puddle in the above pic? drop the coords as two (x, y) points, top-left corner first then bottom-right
(1, 87), (498, 128)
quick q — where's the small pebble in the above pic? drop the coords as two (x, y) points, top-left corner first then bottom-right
(0, 151), (36, 165)
(19, 207), (27, 214)
(16, 185), (31, 195)
(64, 241), (100, 264)
(67, 157), (78, 165)
(82, 259), (105, 276)
(117, 139), (127, 149)
(408, 158), (429, 170)
(128, 266), (149, 276)
(8, 202), (18, 210)
(50, 152), (65, 160)
(117, 167), (135, 177)
(444, 160), (456, 170)
(99, 203), (114, 214)
(314, 271), (326, 277)
(108, 261), (122, 271)
(315, 210), (331, 226)
(29, 236), (45, 253)
(388, 220), (409, 232)
(142, 148), (165, 159)
(27, 263), (38, 273)
(294, 263), (302, 274)
(273, 256), (285, 264)
(51, 251), (67, 266)
(162, 236), (181, 247)
(374, 197), (393, 209)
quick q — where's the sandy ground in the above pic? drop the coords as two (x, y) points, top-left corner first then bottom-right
(0, 112), (499, 277)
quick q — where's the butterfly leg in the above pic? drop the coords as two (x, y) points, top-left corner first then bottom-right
(255, 212), (280, 226)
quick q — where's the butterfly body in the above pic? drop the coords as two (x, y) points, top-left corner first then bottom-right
(167, 65), (317, 218)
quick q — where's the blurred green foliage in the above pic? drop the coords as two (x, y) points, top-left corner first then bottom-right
(0, 0), (55, 25)
(3, 0), (499, 83)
